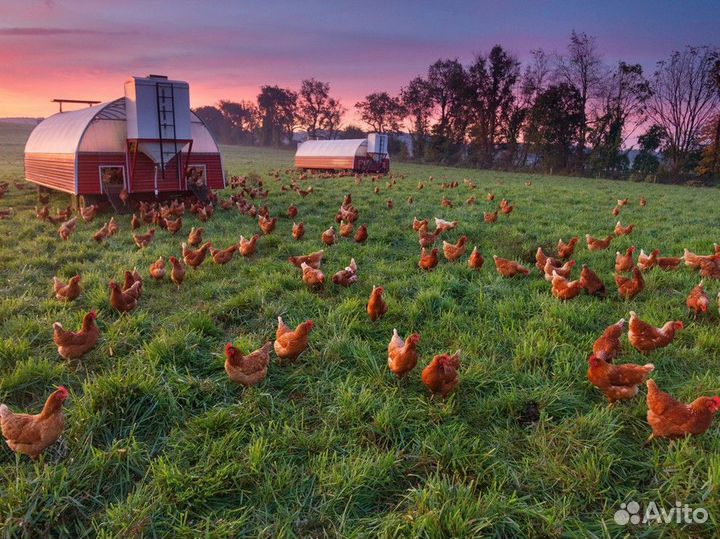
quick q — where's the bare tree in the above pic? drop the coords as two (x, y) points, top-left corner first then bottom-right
(647, 46), (720, 173)
(555, 31), (606, 164)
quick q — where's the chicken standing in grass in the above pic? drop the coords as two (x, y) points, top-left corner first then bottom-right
(182, 242), (212, 269)
(53, 311), (99, 360)
(615, 246), (636, 273)
(301, 262), (325, 289)
(239, 234), (259, 257)
(367, 286), (388, 321)
(354, 224), (368, 244)
(321, 226), (336, 246)
(557, 237), (579, 259)
(224, 341), (273, 387)
(187, 226), (203, 246)
(551, 271), (583, 300)
(494, 256), (530, 277)
(419, 247), (439, 271)
(593, 318), (625, 362)
(0, 386), (69, 459)
(149, 257), (166, 280)
(332, 258), (358, 287)
(587, 354), (654, 405)
(468, 247), (484, 269)
(210, 243), (238, 265)
(274, 317), (313, 362)
(288, 250), (323, 269)
(387, 329), (421, 378)
(646, 380), (720, 440)
(109, 281), (139, 312)
(443, 236), (468, 262)
(687, 281), (709, 318)
(133, 228), (155, 249)
(169, 256), (185, 290)
(422, 351), (461, 398)
(628, 311), (683, 354)
(292, 222), (305, 241)
(586, 234), (613, 251)
(580, 265), (606, 298)
(53, 275), (81, 301)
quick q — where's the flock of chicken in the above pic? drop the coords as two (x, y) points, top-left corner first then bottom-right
(1, 173), (720, 461)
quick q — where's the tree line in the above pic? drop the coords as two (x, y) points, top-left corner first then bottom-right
(194, 32), (720, 182)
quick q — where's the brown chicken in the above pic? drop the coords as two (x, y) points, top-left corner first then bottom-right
(131, 213), (141, 230)
(557, 237), (579, 260)
(109, 281), (138, 312)
(332, 258), (358, 287)
(440, 197), (453, 208)
(387, 329), (421, 378)
(292, 222), (305, 241)
(658, 256), (684, 271)
(442, 236), (468, 262)
(79, 204), (98, 223)
(551, 271), (583, 300)
(612, 206), (621, 217)
(92, 222), (109, 242)
(434, 218), (458, 233)
(586, 234), (613, 251)
(133, 229), (156, 249)
(639, 196), (647, 207)
(107, 216), (119, 236)
(628, 311), (683, 354)
(169, 256), (185, 289)
(544, 259), (575, 282)
(615, 266), (644, 300)
(593, 318), (625, 362)
(354, 224), (368, 244)
(615, 246), (636, 273)
(210, 243), (238, 265)
(187, 226), (203, 246)
(617, 198), (629, 207)
(322, 226), (336, 246)
(125, 268), (143, 298)
(580, 265), (606, 298)
(149, 256), (166, 280)
(367, 285), (388, 321)
(182, 241), (212, 269)
(58, 217), (77, 241)
(646, 379), (720, 440)
(258, 215), (277, 235)
(412, 217), (428, 231)
(166, 216), (183, 235)
(301, 262), (325, 288)
(53, 311), (99, 359)
(493, 256), (530, 277)
(535, 247), (552, 273)
(238, 234), (259, 257)
(274, 317), (313, 362)
(422, 351), (461, 398)
(288, 249), (324, 269)
(224, 341), (273, 387)
(418, 228), (441, 248)
(339, 221), (354, 237)
(637, 249), (659, 271)
(686, 281), (710, 318)
(501, 204), (514, 216)
(419, 247), (439, 271)
(486, 192), (495, 201)
(0, 386), (69, 459)
(53, 275), (81, 301)
(683, 249), (715, 269)
(483, 210), (498, 224)
(614, 221), (634, 236)
(287, 204), (298, 219)
(587, 354), (654, 404)
(468, 246), (484, 269)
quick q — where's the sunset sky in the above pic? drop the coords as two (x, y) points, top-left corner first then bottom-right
(1, 0), (719, 122)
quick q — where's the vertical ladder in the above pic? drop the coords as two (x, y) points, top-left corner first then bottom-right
(155, 82), (179, 181)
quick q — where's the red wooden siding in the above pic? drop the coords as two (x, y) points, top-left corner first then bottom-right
(25, 153), (76, 194)
(77, 153), (126, 194)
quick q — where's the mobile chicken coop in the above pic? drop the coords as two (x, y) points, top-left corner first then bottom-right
(24, 75), (224, 209)
(294, 133), (390, 173)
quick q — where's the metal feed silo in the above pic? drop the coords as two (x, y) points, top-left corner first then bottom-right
(124, 75), (192, 178)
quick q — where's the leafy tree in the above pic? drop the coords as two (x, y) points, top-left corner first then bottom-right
(257, 86), (297, 147)
(296, 79), (346, 139)
(354, 92), (405, 133)
(525, 83), (584, 172)
(400, 76), (434, 159)
(338, 124), (366, 139)
(647, 46), (720, 174)
(217, 100), (258, 144)
(696, 55), (720, 177)
(193, 105), (236, 144)
(426, 59), (471, 161)
(466, 45), (520, 167)
(631, 124), (665, 178)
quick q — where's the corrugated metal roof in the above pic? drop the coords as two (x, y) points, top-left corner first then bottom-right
(25, 98), (219, 155)
(295, 139), (367, 158)
(25, 100), (122, 154)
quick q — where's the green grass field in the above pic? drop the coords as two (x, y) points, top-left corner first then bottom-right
(1, 124), (719, 538)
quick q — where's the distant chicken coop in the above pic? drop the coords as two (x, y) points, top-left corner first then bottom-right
(24, 75), (224, 210)
(294, 133), (389, 173)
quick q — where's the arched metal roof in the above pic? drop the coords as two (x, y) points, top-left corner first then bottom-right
(295, 139), (367, 158)
(25, 98), (220, 155)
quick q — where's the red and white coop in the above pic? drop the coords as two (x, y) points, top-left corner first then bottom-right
(24, 75), (224, 209)
(294, 133), (390, 173)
